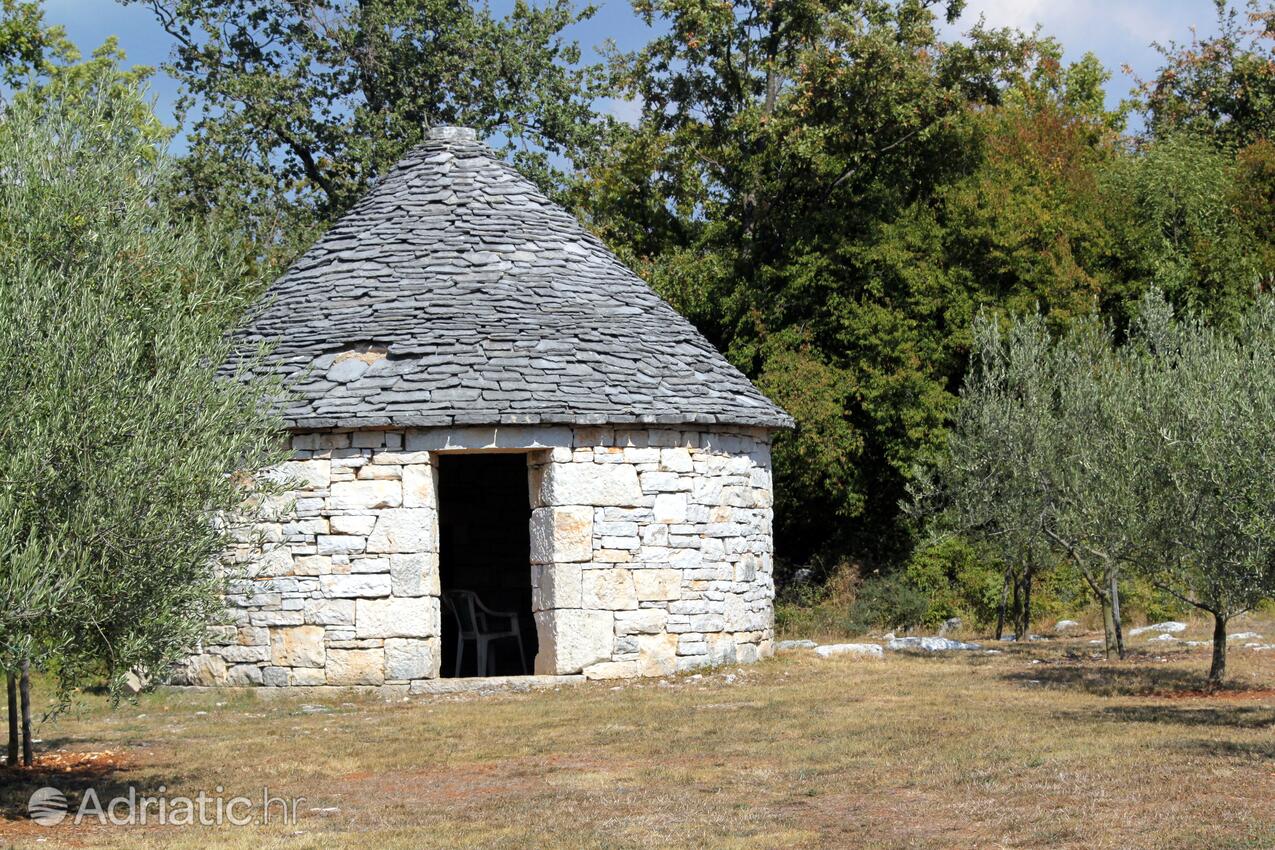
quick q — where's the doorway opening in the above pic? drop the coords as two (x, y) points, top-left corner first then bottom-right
(437, 453), (537, 677)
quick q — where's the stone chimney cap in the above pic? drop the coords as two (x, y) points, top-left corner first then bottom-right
(428, 125), (478, 143)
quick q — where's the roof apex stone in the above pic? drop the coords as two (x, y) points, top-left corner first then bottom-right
(427, 125), (477, 143)
(228, 131), (794, 431)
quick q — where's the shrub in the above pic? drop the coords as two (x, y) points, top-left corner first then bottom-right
(848, 573), (932, 633)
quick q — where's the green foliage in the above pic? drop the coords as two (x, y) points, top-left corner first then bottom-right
(126, 0), (612, 263)
(0, 73), (289, 699)
(848, 572), (932, 633)
(0, 1), (162, 138)
(774, 565), (862, 638)
(573, 1), (1275, 578)
(0, 0), (62, 85)
(1137, 0), (1275, 149)
(1103, 133), (1266, 322)
(918, 291), (1275, 677)
(580, 0), (1097, 564)
(901, 537), (1003, 629)
(1127, 292), (1275, 624)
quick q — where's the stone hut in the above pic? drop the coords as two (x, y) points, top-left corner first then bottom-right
(180, 126), (792, 691)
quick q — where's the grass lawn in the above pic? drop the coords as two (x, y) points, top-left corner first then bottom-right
(1, 621), (1273, 849)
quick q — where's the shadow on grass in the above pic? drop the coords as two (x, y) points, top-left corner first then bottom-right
(1076, 703), (1275, 730)
(1174, 737), (1275, 761)
(0, 749), (184, 825)
(1002, 662), (1213, 697)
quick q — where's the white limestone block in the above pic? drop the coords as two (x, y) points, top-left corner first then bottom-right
(652, 493), (688, 524)
(355, 596), (439, 638)
(390, 553), (438, 597)
(659, 448), (694, 473)
(365, 508), (437, 554)
(632, 569), (682, 601)
(330, 514), (377, 535)
(320, 574), (391, 598)
(303, 598), (355, 626)
(402, 464), (437, 508)
(534, 609), (613, 674)
(532, 562), (583, 610)
(329, 480), (401, 510)
(270, 626), (326, 668)
(538, 462), (642, 507)
(272, 459), (330, 491)
(615, 608), (668, 635)
(529, 506), (593, 563)
(326, 648), (385, 685)
(637, 632), (679, 676)
(582, 568), (638, 610)
(385, 637), (438, 680)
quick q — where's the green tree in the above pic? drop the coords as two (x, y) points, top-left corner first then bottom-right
(0, 0), (160, 120)
(914, 312), (1139, 650)
(0, 0), (64, 85)
(1128, 292), (1275, 685)
(578, 0), (1124, 567)
(1102, 133), (1270, 323)
(1137, 0), (1275, 149)
(0, 74), (289, 761)
(125, 0), (611, 261)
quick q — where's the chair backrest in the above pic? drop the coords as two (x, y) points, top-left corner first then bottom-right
(443, 590), (480, 635)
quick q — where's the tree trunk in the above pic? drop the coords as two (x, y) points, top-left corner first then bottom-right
(1020, 571), (1033, 639)
(1108, 570), (1125, 660)
(19, 661), (32, 767)
(5, 672), (16, 766)
(1100, 592), (1117, 660)
(995, 569), (1010, 641)
(1208, 613), (1228, 687)
(1011, 572), (1022, 640)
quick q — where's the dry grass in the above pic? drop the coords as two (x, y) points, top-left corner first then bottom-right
(1, 620), (1273, 850)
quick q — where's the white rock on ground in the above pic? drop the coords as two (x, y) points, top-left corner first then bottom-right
(814, 643), (883, 659)
(1228, 632), (1262, 641)
(1148, 633), (1179, 643)
(775, 639), (818, 651)
(1128, 621), (1187, 636)
(1054, 620), (1080, 632)
(886, 636), (981, 652)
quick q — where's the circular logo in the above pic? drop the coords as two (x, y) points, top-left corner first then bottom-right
(28, 787), (67, 826)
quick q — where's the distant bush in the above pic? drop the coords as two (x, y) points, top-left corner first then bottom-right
(847, 573), (931, 633)
(900, 537), (1003, 629)
(776, 541), (1195, 640)
(774, 564), (863, 639)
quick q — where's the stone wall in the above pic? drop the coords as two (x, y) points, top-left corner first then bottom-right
(176, 425), (775, 690)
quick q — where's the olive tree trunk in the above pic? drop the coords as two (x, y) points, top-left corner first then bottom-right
(5, 672), (16, 766)
(1108, 570), (1125, 659)
(19, 661), (32, 767)
(995, 569), (1010, 641)
(1100, 592), (1118, 660)
(1208, 613), (1228, 686)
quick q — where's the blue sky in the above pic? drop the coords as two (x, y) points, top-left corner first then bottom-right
(45, 0), (1225, 149)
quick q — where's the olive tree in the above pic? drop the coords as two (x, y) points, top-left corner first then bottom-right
(1037, 318), (1145, 659)
(1127, 292), (1275, 684)
(0, 73), (288, 763)
(923, 312), (1138, 657)
(914, 314), (1059, 641)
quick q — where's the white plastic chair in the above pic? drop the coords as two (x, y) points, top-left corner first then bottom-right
(442, 590), (527, 676)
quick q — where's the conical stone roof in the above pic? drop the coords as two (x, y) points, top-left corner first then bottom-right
(230, 127), (793, 431)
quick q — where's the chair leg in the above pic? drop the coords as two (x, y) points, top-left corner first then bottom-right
(478, 638), (489, 677)
(454, 638), (465, 678)
(514, 630), (527, 675)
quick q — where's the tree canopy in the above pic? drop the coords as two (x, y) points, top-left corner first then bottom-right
(0, 65), (288, 720)
(125, 0), (614, 260)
